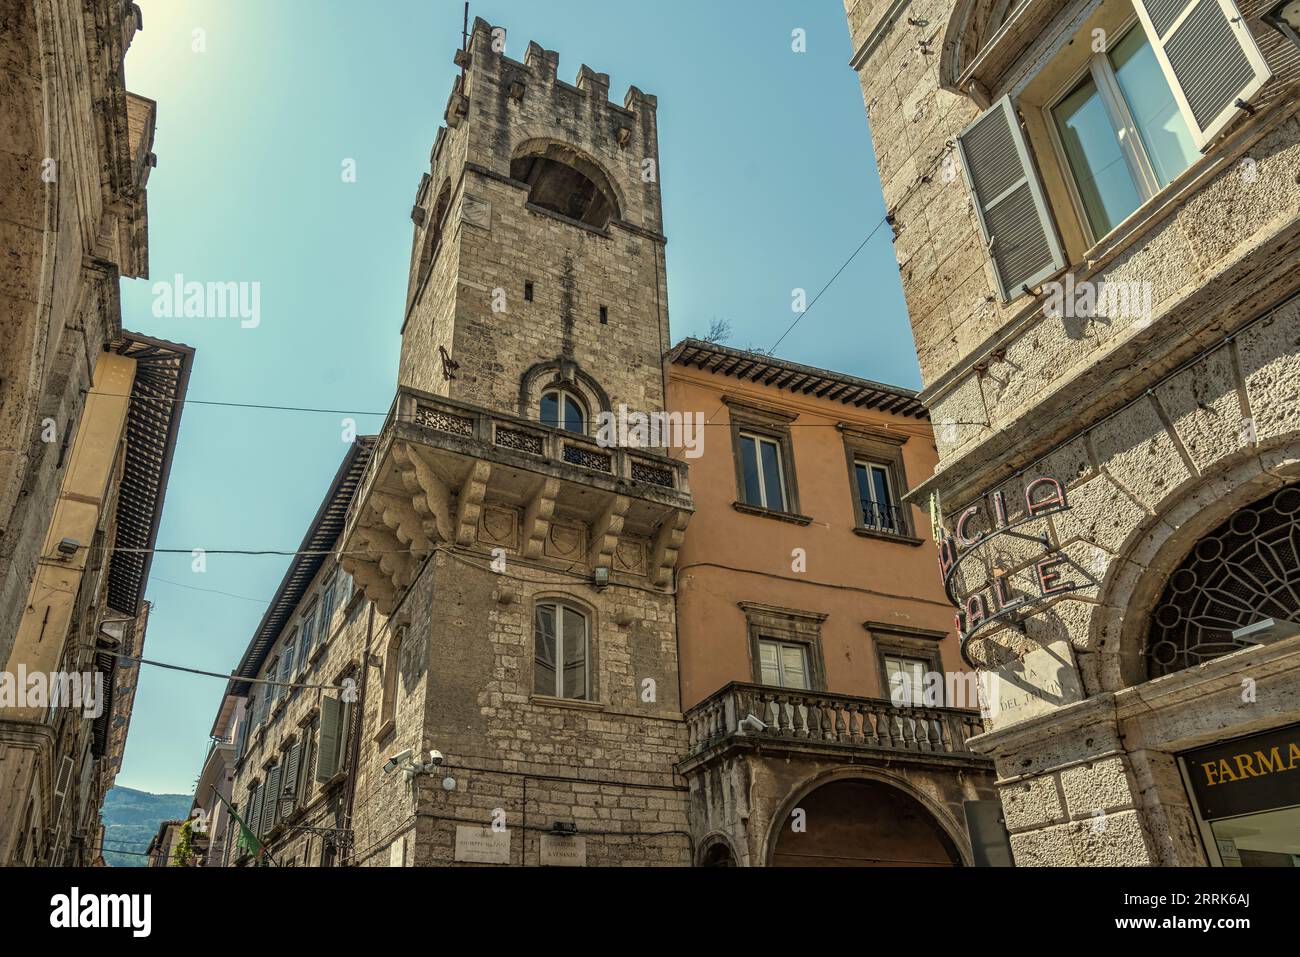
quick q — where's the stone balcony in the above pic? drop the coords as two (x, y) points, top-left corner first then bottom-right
(680, 682), (991, 773)
(340, 387), (693, 614)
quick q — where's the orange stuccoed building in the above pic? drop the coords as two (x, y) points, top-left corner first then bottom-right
(665, 339), (1001, 866)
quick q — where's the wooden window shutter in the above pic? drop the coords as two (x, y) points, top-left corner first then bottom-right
(264, 764), (282, 834)
(284, 740), (302, 810)
(1132, 0), (1271, 148)
(316, 695), (342, 782)
(247, 784), (263, 842)
(956, 96), (1064, 302)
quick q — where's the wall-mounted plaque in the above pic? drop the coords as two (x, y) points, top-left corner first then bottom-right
(539, 833), (587, 867)
(454, 826), (510, 864)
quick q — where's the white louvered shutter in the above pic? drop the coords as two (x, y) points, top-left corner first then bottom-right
(247, 785), (263, 842)
(1133, 0), (1271, 148)
(283, 740), (302, 811)
(956, 97), (1065, 302)
(316, 695), (342, 782)
(263, 763), (282, 834)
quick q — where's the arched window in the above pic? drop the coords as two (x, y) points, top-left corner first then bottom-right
(540, 389), (586, 434)
(534, 601), (589, 700)
(1146, 485), (1300, 678)
(510, 142), (621, 229)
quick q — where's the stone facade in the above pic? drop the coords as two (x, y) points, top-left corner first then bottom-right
(668, 340), (997, 866)
(225, 19), (694, 869)
(845, 0), (1300, 864)
(0, 0), (154, 659)
(0, 331), (190, 868)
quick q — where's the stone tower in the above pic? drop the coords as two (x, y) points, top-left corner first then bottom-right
(340, 19), (694, 866)
(398, 18), (670, 423)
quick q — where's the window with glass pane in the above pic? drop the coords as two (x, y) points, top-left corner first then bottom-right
(1051, 24), (1196, 241)
(757, 638), (810, 689)
(855, 460), (897, 531)
(541, 390), (585, 433)
(282, 633), (297, 688)
(301, 609), (317, 656)
(318, 583), (335, 648)
(533, 602), (588, 699)
(738, 432), (786, 511)
(885, 656), (930, 706)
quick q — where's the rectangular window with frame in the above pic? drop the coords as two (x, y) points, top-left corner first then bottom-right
(854, 459), (900, 533)
(883, 655), (931, 707)
(738, 431), (787, 511)
(301, 605), (318, 656)
(757, 638), (811, 690)
(318, 580), (336, 650)
(533, 602), (590, 700)
(266, 658), (281, 707)
(1049, 22), (1199, 243)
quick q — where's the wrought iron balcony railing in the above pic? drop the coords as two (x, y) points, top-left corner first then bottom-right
(685, 682), (986, 758)
(860, 499), (903, 533)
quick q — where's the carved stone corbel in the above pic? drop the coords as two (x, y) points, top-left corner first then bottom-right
(396, 443), (453, 543)
(521, 477), (561, 560)
(588, 494), (630, 570)
(371, 491), (433, 557)
(455, 460), (492, 546)
(650, 509), (690, 588)
(339, 552), (396, 615)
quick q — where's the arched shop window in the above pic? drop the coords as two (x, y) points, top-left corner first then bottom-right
(1146, 485), (1300, 679)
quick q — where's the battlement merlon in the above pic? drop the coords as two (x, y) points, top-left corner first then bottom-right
(460, 18), (658, 117)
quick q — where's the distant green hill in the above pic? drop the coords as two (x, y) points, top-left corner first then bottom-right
(100, 785), (193, 867)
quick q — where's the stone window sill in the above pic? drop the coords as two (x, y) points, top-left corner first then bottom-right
(529, 694), (604, 713)
(373, 718), (396, 743)
(731, 501), (812, 525)
(852, 526), (924, 547)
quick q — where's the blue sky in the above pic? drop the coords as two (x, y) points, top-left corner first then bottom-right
(117, 0), (913, 795)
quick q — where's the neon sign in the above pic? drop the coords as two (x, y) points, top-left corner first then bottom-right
(939, 477), (1096, 665)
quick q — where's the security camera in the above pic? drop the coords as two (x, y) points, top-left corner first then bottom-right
(737, 714), (768, 733)
(428, 749), (444, 766)
(383, 747), (413, 774)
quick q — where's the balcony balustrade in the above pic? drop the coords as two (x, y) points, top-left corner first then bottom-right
(685, 682), (986, 760)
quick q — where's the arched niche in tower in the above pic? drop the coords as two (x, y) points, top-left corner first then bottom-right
(509, 139), (623, 229)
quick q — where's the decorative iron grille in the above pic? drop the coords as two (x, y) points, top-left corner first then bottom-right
(1146, 485), (1300, 678)
(495, 427), (543, 454)
(631, 460), (674, 488)
(562, 444), (612, 472)
(414, 405), (474, 436)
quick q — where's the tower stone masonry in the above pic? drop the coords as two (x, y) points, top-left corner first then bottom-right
(339, 18), (695, 867)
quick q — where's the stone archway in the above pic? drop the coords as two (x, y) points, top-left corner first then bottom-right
(695, 832), (739, 867)
(1089, 443), (1300, 691)
(766, 773), (965, 867)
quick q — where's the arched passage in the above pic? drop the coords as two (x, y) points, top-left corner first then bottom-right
(769, 778), (963, 867)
